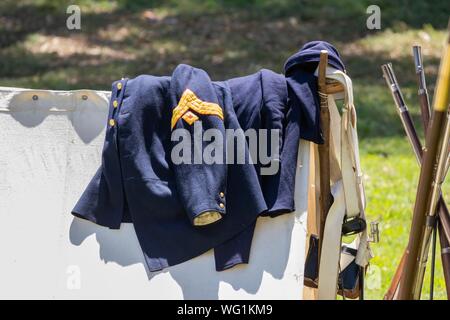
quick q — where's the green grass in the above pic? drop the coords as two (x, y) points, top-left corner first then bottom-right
(361, 138), (449, 299)
(1, 0), (450, 299)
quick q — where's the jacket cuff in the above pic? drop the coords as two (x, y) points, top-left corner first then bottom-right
(188, 201), (226, 227)
(193, 211), (223, 226)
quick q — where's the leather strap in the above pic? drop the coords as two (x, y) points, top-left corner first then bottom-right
(317, 67), (372, 300)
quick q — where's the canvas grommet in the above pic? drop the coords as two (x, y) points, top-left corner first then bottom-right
(32, 95), (38, 101)
(82, 95), (88, 100)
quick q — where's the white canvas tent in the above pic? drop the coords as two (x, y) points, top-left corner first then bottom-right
(0, 87), (310, 299)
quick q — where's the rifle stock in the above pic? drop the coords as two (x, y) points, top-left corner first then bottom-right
(413, 112), (450, 298)
(439, 221), (450, 298)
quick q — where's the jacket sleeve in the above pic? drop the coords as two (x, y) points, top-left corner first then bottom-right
(170, 66), (227, 226)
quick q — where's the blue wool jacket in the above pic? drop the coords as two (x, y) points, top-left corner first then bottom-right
(72, 41), (345, 272)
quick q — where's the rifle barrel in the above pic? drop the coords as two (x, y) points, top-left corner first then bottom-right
(381, 63), (422, 163)
(413, 45), (431, 131)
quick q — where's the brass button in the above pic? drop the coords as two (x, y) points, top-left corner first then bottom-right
(117, 82), (122, 90)
(219, 203), (225, 209)
(113, 100), (118, 108)
(109, 119), (115, 126)
(219, 192), (225, 198)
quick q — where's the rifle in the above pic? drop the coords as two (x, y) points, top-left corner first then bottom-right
(413, 45), (436, 300)
(398, 20), (450, 300)
(381, 62), (450, 299)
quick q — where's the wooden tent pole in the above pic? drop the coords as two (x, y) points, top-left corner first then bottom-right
(317, 50), (332, 261)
